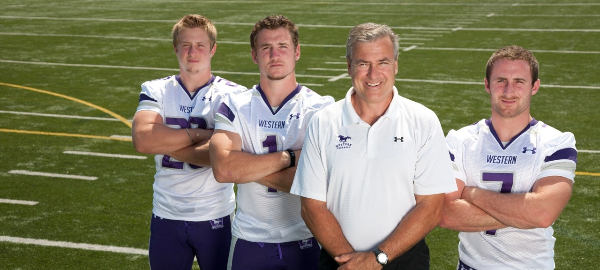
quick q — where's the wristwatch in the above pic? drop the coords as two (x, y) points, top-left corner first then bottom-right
(372, 247), (388, 265)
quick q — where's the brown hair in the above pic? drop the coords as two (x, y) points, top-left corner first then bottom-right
(250, 15), (299, 51)
(172, 14), (217, 48)
(486, 45), (539, 85)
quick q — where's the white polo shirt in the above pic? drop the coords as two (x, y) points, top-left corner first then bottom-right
(291, 87), (457, 251)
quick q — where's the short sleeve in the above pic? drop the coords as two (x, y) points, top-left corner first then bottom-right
(290, 113), (329, 202)
(413, 114), (457, 195)
(136, 81), (163, 114)
(446, 129), (467, 184)
(538, 132), (577, 182)
(214, 94), (241, 134)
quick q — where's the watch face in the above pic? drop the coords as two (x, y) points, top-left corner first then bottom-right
(377, 253), (388, 264)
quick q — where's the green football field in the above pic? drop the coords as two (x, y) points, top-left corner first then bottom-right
(1, 0), (599, 269)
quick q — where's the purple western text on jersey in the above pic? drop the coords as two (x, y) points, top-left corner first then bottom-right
(486, 155), (517, 165)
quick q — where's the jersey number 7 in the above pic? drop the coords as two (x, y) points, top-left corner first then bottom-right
(482, 172), (514, 236)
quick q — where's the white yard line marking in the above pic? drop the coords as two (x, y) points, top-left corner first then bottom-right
(2, 16), (600, 32)
(308, 68), (348, 71)
(579, 150), (600, 154)
(403, 45), (418, 52)
(439, 21), (473, 25)
(0, 236), (147, 255)
(444, 18), (480, 22)
(0, 199), (38, 205)
(63, 151), (147, 160)
(399, 38), (433, 41)
(402, 34), (443, 37)
(300, 44), (345, 48)
(463, 27), (600, 32)
(487, 13), (495, 17)
(413, 31), (451, 34)
(415, 47), (600, 54)
(0, 59), (178, 71)
(0, 110), (124, 122)
(542, 84), (600, 89)
(0, 31), (171, 41)
(8, 170), (97, 181)
(299, 83), (324, 87)
(110, 135), (133, 140)
(7, 1), (600, 6)
(452, 27), (463, 31)
(328, 73), (349, 82)
(2, 60), (598, 89)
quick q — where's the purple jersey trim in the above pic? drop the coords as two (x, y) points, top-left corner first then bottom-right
(217, 102), (235, 122)
(176, 74), (216, 100)
(139, 93), (157, 103)
(486, 118), (538, 150)
(544, 148), (578, 163)
(449, 151), (455, 161)
(256, 84), (302, 115)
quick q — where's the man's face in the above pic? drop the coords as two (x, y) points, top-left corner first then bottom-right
(174, 27), (215, 75)
(485, 59), (539, 119)
(252, 28), (300, 81)
(347, 37), (398, 105)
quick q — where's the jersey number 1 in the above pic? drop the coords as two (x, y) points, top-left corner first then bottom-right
(262, 135), (279, 193)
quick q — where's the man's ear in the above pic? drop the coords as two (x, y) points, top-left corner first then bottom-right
(531, 79), (540, 95)
(484, 78), (491, 94)
(210, 43), (217, 58)
(251, 49), (258, 64)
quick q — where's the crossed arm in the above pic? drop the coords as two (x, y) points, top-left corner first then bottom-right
(132, 110), (213, 166)
(440, 176), (573, 231)
(301, 193), (444, 270)
(209, 129), (300, 192)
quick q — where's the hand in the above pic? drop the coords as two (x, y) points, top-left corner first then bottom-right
(335, 252), (382, 270)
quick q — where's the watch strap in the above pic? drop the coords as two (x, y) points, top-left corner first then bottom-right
(372, 247), (388, 265)
(286, 149), (295, 168)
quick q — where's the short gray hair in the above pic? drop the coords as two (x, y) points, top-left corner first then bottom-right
(346, 23), (399, 61)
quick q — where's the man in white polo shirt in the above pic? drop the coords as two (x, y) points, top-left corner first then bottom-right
(291, 23), (457, 270)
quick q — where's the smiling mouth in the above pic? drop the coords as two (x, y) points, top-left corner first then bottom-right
(367, 82), (381, 87)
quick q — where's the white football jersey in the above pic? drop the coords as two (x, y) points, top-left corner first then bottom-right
(446, 118), (577, 270)
(215, 84), (334, 243)
(136, 75), (246, 221)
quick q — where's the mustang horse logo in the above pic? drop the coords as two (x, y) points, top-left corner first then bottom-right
(338, 135), (351, 142)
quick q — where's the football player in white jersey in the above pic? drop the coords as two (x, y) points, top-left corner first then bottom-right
(209, 15), (334, 270)
(441, 45), (577, 270)
(132, 14), (246, 270)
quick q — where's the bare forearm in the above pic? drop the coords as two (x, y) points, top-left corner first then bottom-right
(167, 140), (211, 167)
(256, 150), (301, 192)
(378, 194), (443, 261)
(257, 167), (295, 193)
(462, 178), (572, 229)
(133, 125), (212, 154)
(440, 199), (506, 232)
(301, 198), (354, 258)
(462, 188), (535, 228)
(212, 150), (291, 184)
